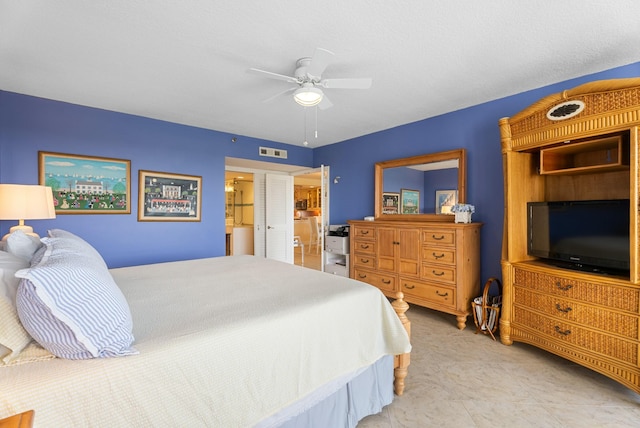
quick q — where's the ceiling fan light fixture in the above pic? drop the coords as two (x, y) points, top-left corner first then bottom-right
(293, 86), (323, 107)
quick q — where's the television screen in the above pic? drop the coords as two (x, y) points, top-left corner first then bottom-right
(527, 199), (629, 274)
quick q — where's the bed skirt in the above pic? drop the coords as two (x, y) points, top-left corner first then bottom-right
(258, 355), (393, 428)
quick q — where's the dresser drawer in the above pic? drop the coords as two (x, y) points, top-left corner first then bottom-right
(401, 278), (456, 309)
(514, 287), (639, 340)
(422, 246), (456, 265)
(422, 229), (455, 246)
(353, 240), (376, 255)
(513, 306), (638, 365)
(352, 254), (375, 269)
(352, 225), (375, 240)
(513, 268), (640, 312)
(354, 268), (396, 293)
(421, 264), (456, 284)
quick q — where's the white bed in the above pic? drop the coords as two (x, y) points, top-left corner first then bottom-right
(0, 231), (411, 427)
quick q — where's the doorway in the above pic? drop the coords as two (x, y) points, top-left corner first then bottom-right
(224, 158), (329, 272)
(293, 171), (323, 271)
(225, 171), (254, 256)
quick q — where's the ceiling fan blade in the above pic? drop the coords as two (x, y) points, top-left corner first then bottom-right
(318, 94), (333, 110)
(306, 48), (334, 77)
(247, 68), (299, 84)
(262, 87), (296, 103)
(321, 78), (372, 89)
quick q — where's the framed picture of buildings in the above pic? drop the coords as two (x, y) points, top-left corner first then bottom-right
(39, 151), (131, 214)
(382, 192), (400, 214)
(138, 170), (202, 222)
(400, 189), (420, 214)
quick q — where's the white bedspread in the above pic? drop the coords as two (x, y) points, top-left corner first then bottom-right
(1, 256), (410, 427)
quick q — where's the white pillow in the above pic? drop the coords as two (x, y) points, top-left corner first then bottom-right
(47, 229), (108, 269)
(0, 250), (29, 303)
(6, 230), (43, 262)
(0, 298), (34, 364)
(15, 234), (137, 360)
(0, 251), (33, 364)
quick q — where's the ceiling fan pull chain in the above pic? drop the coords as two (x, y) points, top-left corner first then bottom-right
(303, 107), (309, 146)
(315, 106), (318, 139)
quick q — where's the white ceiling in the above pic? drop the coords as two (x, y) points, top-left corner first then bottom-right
(2, 1), (640, 148)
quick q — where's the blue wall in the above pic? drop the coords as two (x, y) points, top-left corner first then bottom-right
(0, 92), (313, 267)
(315, 61), (640, 282)
(1, 61), (639, 279)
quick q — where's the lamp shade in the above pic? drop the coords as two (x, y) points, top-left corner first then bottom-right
(0, 184), (56, 220)
(0, 184), (56, 239)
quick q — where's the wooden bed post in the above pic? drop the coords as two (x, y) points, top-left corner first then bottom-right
(391, 292), (411, 395)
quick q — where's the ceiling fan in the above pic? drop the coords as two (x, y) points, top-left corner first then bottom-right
(247, 48), (372, 110)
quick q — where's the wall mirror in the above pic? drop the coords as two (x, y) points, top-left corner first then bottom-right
(374, 148), (467, 222)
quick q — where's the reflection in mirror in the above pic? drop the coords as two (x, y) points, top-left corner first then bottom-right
(375, 149), (466, 222)
(383, 160), (459, 214)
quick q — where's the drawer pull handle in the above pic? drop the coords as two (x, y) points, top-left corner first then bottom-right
(432, 234), (445, 240)
(360, 244), (370, 249)
(432, 252), (445, 259)
(358, 274), (367, 279)
(360, 259), (370, 264)
(404, 284), (415, 289)
(554, 326), (571, 336)
(382, 279), (391, 285)
(555, 282), (573, 291)
(555, 304), (572, 313)
(436, 290), (449, 297)
(361, 230), (369, 235)
(432, 270), (445, 276)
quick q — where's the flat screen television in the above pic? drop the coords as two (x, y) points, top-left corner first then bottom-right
(527, 199), (630, 275)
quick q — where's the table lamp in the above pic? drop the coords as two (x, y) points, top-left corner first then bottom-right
(0, 184), (56, 241)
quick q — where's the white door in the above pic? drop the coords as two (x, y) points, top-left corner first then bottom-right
(265, 174), (294, 263)
(318, 165), (329, 271)
(253, 173), (266, 257)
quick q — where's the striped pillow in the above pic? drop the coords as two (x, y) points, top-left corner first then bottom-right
(15, 234), (137, 359)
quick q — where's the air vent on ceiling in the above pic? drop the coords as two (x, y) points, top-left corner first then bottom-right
(259, 146), (288, 159)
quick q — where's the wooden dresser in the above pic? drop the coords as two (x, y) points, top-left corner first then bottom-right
(499, 78), (640, 394)
(348, 220), (481, 329)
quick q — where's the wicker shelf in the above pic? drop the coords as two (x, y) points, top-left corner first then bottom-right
(540, 134), (629, 175)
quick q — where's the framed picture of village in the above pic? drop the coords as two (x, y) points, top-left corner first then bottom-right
(39, 151), (131, 214)
(138, 170), (201, 222)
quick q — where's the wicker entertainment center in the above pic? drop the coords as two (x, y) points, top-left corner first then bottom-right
(499, 78), (640, 394)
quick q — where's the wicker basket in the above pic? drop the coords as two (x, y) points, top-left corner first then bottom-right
(472, 277), (502, 340)
(454, 212), (472, 223)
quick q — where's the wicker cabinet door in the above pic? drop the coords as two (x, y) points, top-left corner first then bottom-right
(377, 226), (397, 272)
(398, 227), (420, 277)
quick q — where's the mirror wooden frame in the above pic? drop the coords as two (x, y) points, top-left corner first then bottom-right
(374, 148), (467, 222)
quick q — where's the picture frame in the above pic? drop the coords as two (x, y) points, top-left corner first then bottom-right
(436, 190), (458, 215)
(400, 189), (420, 214)
(382, 192), (400, 214)
(39, 151), (131, 214)
(138, 170), (202, 222)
